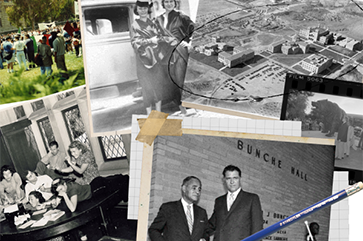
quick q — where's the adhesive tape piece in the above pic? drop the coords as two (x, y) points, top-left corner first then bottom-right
(136, 111), (182, 145)
(138, 118), (183, 136)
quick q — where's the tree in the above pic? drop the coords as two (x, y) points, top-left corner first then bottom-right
(285, 90), (314, 121)
(49, 0), (75, 22)
(6, 0), (75, 30)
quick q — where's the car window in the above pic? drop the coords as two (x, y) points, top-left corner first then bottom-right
(84, 6), (129, 36)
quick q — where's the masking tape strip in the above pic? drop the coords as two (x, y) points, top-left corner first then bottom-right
(135, 111), (183, 145)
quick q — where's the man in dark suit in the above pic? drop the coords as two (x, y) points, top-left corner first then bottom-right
(208, 165), (264, 241)
(148, 176), (209, 241)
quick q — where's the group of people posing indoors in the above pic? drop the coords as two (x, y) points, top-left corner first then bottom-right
(131, 0), (194, 115)
(0, 140), (129, 215)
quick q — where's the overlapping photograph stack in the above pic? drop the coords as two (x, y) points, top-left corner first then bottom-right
(0, 0), (362, 241)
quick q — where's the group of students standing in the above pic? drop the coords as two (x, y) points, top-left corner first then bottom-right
(131, 0), (194, 115)
(0, 34), (35, 73)
(0, 22), (81, 81)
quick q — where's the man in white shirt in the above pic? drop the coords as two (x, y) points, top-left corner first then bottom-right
(23, 170), (53, 203)
(14, 35), (29, 71)
(208, 165), (263, 241)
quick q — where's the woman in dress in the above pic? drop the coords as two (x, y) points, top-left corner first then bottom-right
(50, 178), (94, 212)
(156, 0), (195, 114)
(131, 0), (169, 115)
(56, 141), (99, 185)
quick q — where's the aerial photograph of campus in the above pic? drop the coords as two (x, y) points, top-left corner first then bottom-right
(182, 0), (363, 118)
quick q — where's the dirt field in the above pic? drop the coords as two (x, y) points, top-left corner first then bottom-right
(197, 0), (239, 16)
(276, 3), (363, 40)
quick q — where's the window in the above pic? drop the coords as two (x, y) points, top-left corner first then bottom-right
(13, 106), (25, 119)
(37, 117), (55, 152)
(62, 105), (90, 150)
(31, 100), (45, 112)
(98, 134), (127, 161)
(57, 91), (74, 101)
(84, 6), (130, 36)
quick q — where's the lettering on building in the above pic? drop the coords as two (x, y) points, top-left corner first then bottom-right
(237, 140), (282, 168)
(291, 167), (308, 181)
(237, 140), (309, 182)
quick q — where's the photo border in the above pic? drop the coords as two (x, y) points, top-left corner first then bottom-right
(133, 116), (335, 241)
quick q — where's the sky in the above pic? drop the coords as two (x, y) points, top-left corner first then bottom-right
(305, 92), (363, 116)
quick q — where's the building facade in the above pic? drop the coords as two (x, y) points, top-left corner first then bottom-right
(301, 54), (333, 74)
(218, 48), (254, 68)
(299, 26), (329, 42)
(0, 0), (18, 32)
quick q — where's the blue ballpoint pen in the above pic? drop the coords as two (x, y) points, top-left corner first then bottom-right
(241, 181), (363, 241)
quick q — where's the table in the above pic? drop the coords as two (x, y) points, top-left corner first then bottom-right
(0, 190), (123, 241)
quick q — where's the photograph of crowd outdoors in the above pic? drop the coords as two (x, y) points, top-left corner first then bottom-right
(0, 0), (85, 104)
(283, 91), (363, 171)
(82, 0), (199, 134)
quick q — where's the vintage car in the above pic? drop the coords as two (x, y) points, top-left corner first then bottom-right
(81, 0), (139, 99)
(80, 0), (165, 100)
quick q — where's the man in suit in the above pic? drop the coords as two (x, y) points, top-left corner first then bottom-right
(149, 176), (209, 241)
(208, 165), (264, 241)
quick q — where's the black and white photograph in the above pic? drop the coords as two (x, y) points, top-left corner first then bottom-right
(0, 87), (136, 241)
(280, 74), (363, 172)
(2, 1), (363, 241)
(181, 0), (363, 119)
(81, 0), (198, 134)
(144, 134), (336, 241)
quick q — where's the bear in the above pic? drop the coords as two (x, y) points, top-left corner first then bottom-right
(310, 99), (346, 137)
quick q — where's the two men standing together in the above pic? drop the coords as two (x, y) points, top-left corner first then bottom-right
(148, 165), (264, 241)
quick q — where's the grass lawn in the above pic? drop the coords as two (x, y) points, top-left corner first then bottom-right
(0, 52), (85, 104)
(271, 54), (312, 67)
(320, 49), (346, 63)
(328, 45), (356, 57)
(190, 52), (225, 69)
